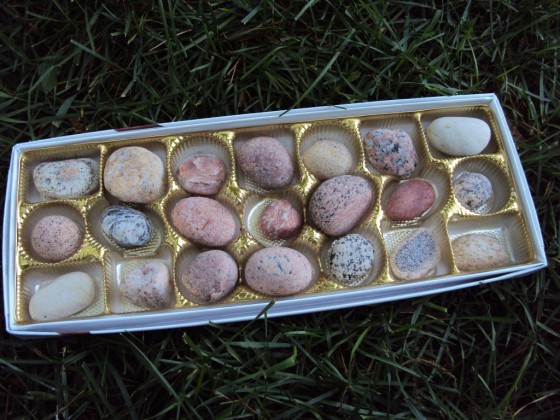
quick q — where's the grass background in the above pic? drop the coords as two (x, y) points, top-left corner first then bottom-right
(1, 0), (559, 418)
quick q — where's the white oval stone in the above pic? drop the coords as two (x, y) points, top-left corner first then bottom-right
(29, 272), (95, 321)
(427, 117), (491, 156)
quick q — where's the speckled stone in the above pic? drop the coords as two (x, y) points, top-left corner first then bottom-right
(390, 229), (440, 281)
(176, 154), (227, 195)
(309, 175), (373, 236)
(245, 247), (314, 296)
(31, 215), (83, 262)
(363, 129), (418, 177)
(104, 146), (165, 203)
(327, 234), (374, 286)
(33, 158), (99, 199)
(121, 261), (172, 309)
(303, 140), (353, 180)
(452, 233), (509, 271)
(182, 250), (238, 304)
(258, 199), (302, 240)
(236, 136), (295, 189)
(385, 179), (435, 221)
(100, 205), (153, 247)
(171, 197), (236, 247)
(29, 272), (95, 321)
(453, 171), (493, 212)
(427, 117), (491, 156)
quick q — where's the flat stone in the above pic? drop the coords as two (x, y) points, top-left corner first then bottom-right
(176, 154), (227, 195)
(390, 228), (440, 281)
(121, 261), (172, 309)
(303, 140), (353, 180)
(427, 117), (491, 156)
(327, 234), (375, 286)
(101, 205), (153, 247)
(452, 233), (509, 271)
(363, 129), (417, 177)
(258, 199), (302, 240)
(33, 158), (99, 199)
(31, 215), (83, 262)
(385, 179), (435, 221)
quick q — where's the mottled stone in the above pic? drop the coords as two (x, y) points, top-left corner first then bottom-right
(176, 154), (227, 195)
(385, 179), (435, 221)
(101, 205), (153, 247)
(31, 215), (82, 261)
(364, 129), (417, 177)
(452, 233), (509, 271)
(390, 229), (440, 281)
(33, 158), (99, 199)
(453, 171), (493, 212)
(121, 261), (172, 309)
(258, 199), (302, 240)
(327, 234), (375, 286)
(303, 140), (353, 180)
(427, 117), (491, 156)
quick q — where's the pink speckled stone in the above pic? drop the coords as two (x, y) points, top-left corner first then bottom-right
(182, 250), (238, 303)
(258, 199), (302, 240)
(176, 154), (227, 195)
(245, 247), (313, 296)
(385, 179), (435, 221)
(104, 146), (165, 203)
(121, 261), (172, 309)
(31, 215), (83, 262)
(453, 171), (493, 212)
(364, 129), (418, 177)
(309, 175), (373, 236)
(171, 197), (236, 247)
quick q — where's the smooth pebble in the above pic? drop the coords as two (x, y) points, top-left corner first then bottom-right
(363, 129), (417, 177)
(427, 117), (491, 156)
(303, 140), (353, 180)
(258, 199), (302, 240)
(33, 158), (99, 199)
(385, 179), (435, 221)
(452, 233), (509, 271)
(31, 215), (82, 261)
(390, 229), (440, 280)
(121, 261), (172, 309)
(327, 234), (375, 286)
(176, 154), (227, 195)
(101, 205), (153, 247)
(453, 171), (493, 212)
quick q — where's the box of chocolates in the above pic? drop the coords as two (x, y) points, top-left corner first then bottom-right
(3, 94), (546, 337)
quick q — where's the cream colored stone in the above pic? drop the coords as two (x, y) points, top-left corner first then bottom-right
(427, 117), (491, 156)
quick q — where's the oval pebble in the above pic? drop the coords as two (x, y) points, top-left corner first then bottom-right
(33, 158), (99, 199)
(245, 247), (314, 296)
(364, 129), (417, 177)
(452, 233), (509, 271)
(258, 199), (302, 240)
(31, 215), (83, 262)
(327, 234), (375, 286)
(101, 205), (153, 247)
(385, 179), (435, 221)
(171, 197), (236, 247)
(29, 272), (95, 321)
(182, 250), (238, 304)
(121, 261), (172, 309)
(427, 117), (491, 156)
(236, 136), (295, 189)
(176, 154), (227, 195)
(104, 146), (165, 203)
(309, 175), (373, 236)
(453, 171), (493, 212)
(303, 140), (353, 180)
(390, 229), (440, 281)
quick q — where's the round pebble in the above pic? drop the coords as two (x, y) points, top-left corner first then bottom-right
(258, 199), (302, 240)
(31, 215), (83, 262)
(176, 154), (227, 195)
(100, 205), (153, 248)
(452, 233), (509, 271)
(121, 261), (172, 309)
(385, 179), (435, 221)
(33, 158), (99, 199)
(104, 146), (165, 203)
(245, 247), (314, 296)
(303, 140), (353, 180)
(171, 197), (236, 247)
(427, 117), (491, 156)
(327, 234), (375, 286)
(29, 272), (95, 321)
(390, 229), (440, 281)
(309, 175), (373, 236)
(182, 250), (238, 304)
(363, 128), (418, 177)
(453, 171), (493, 212)
(236, 136), (295, 189)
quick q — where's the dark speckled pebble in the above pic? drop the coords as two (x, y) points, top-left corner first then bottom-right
(327, 234), (374, 286)
(100, 205), (153, 247)
(390, 228), (440, 280)
(453, 171), (493, 212)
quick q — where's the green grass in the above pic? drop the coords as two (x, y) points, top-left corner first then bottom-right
(1, 1), (559, 418)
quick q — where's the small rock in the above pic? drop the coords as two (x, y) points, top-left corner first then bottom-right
(363, 129), (417, 177)
(258, 199), (302, 240)
(176, 154), (227, 195)
(171, 197), (236, 247)
(245, 247), (314, 296)
(33, 158), (99, 199)
(121, 261), (172, 309)
(303, 140), (353, 180)
(453, 171), (493, 212)
(385, 179), (435, 221)
(452, 233), (509, 271)
(104, 146), (165, 203)
(236, 136), (295, 189)
(182, 250), (238, 304)
(309, 175), (373, 236)
(327, 234), (375, 286)
(31, 215), (83, 261)
(29, 272), (95, 321)
(427, 117), (491, 156)
(390, 228), (440, 281)
(101, 205), (153, 247)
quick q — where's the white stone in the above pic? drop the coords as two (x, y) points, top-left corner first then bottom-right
(29, 272), (95, 321)
(427, 117), (491, 156)
(33, 158), (99, 199)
